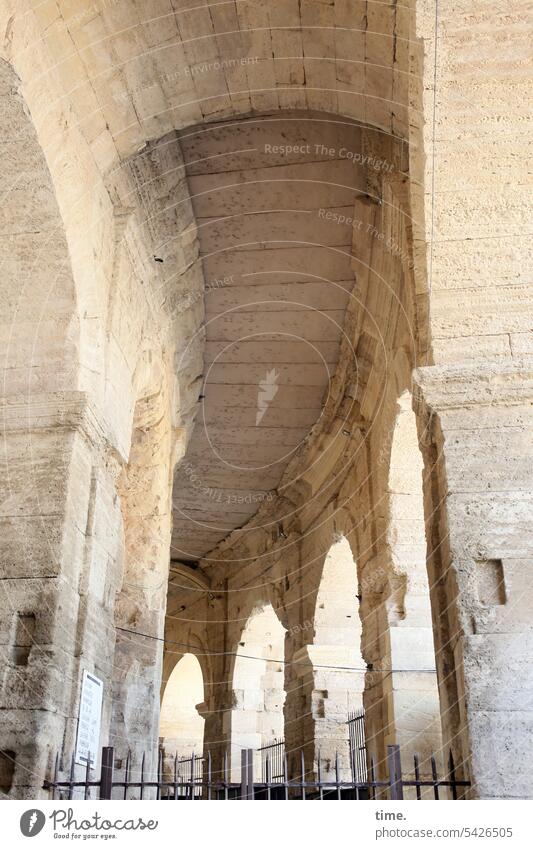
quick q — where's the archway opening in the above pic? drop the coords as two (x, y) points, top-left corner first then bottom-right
(159, 653), (205, 759)
(230, 604), (286, 780)
(385, 391), (443, 782)
(310, 536), (365, 779)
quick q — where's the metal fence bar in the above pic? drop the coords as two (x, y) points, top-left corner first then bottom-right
(431, 754), (440, 800)
(44, 743), (470, 801)
(300, 750), (306, 801)
(247, 748), (254, 800)
(84, 754), (91, 801)
(140, 752), (145, 801)
(259, 738), (285, 783)
(190, 753), (195, 801)
(100, 747), (114, 800)
(449, 751), (457, 801)
(347, 709), (367, 783)
(173, 753), (178, 801)
(223, 751), (229, 801)
(68, 754), (75, 801)
(387, 744), (404, 800)
(124, 751), (131, 800)
(156, 749), (162, 801)
(51, 753), (59, 802)
(369, 754), (376, 801)
(413, 754), (422, 801)
(317, 749), (324, 800)
(240, 749), (249, 800)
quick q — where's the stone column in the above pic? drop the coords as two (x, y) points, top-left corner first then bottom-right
(202, 673), (234, 784)
(285, 643), (313, 781)
(108, 389), (174, 773)
(416, 362), (533, 799)
(293, 645), (365, 781)
(385, 626), (443, 770)
(357, 552), (392, 779)
(0, 393), (123, 798)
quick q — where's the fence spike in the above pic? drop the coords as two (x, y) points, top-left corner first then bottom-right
(431, 754), (439, 800)
(369, 754), (376, 801)
(124, 750), (131, 801)
(317, 748), (324, 800)
(84, 752), (91, 800)
(387, 745), (403, 800)
(413, 753), (421, 800)
(51, 752), (59, 801)
(156, 747), (162, 800)
(224, 750), (228, 800)
(448, 749), (457, 800)
(100, 747), (114, 800)
(68, 752), (75, 801)
(140, 752), (145, 800)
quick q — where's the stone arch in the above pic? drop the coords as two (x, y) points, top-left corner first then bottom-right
(161, 631), (212, 718)
(0, 58), (79, 395)
(383, 389), (443, 789)
(230, 603), (286, 780)
(159, 653), (205, 759)
(0, 0), (423, 165)
(314, 537), (363, 668)
(303, 536), (365, 780)
(0, 58), (90, 797)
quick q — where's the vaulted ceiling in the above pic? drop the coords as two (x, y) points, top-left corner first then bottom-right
(171, 112), (365, 559)
(0, 0), (411, 562)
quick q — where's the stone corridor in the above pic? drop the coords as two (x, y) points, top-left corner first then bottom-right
(0, 0), (531, 801)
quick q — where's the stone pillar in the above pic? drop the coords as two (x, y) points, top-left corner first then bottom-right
(285, 644), (314, 780)
(0, 393), (123, 798)
(293, 646), (365, 781)
(108, 388), (174, 772)
(357, 552), (392, 778)
(416, 362), (533, 799)
(202, 670), (233, 784)
(385, 623), (443, 773)
(383, 392), (444, 778)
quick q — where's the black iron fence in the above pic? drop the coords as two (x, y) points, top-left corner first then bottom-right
(258, 738), (285, 783)
(347, 709), (367, 783)
(44, 744), (470, 800)
(162, 751), (205, 798)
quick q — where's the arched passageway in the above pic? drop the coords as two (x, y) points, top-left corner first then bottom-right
(159, 653), (205, 759)
(309, 536), (365, 779)
(0, 0), (529, 803)
(230, 605), (286, 781)
(383, 391), (443, 790)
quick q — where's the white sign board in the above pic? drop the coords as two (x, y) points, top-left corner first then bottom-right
(75, 670), (104, 769)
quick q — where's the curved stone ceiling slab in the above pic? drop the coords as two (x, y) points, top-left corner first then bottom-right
(171, 112), (364, 559)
